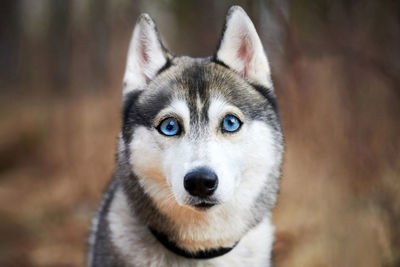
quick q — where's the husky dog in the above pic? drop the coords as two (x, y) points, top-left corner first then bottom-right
(88, 6), (283, 267)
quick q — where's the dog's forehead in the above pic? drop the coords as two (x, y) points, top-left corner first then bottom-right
(144, 59), (269, 113)
(169, 58), (259, 99)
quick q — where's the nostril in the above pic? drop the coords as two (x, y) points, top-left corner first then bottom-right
(183, 167), (218, 198)
(203, 178), (217, 190)
(184, 178), (195, 191)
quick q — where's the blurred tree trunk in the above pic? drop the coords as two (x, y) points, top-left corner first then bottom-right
(0, 0), (21, 88)
(48, 0), (72, 93)
(89, 0), (110, 90)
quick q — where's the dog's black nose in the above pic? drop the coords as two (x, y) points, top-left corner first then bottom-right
(184, 167), (218, 198)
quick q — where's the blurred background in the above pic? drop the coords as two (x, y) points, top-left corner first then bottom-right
(1, 0), (399, 266)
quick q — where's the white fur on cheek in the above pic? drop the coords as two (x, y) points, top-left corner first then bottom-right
(231, 121), (279, 210)
(129, 126), (173, 208)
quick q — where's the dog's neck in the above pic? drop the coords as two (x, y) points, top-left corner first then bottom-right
(149, 227), (239, 259)
(108, 185), (275, 266)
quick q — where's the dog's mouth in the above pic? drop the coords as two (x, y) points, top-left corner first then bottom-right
(187, 197), (219, 211)
(194, 202), (215, 210)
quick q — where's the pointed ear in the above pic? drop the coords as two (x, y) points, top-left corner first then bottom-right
(215, 6), (272, 89)
(122, 14), (169, 96)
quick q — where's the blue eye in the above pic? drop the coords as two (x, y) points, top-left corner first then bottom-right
(158, 117), (181, 136)
(222, 115), (241, 133)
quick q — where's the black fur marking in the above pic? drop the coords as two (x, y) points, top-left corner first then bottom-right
(122, 90), (143, 142)
(149, 227), (239, 259)
(156, 58), (173, 75)
(211, 57), (229, 69)
(122, 89), (171, 144)
(178, 65), (211, 125)
(250, 84), (279, 117)
(183, 65), (208, 99)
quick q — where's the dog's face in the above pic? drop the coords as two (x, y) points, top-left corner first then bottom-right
(121, 7), (282, 216)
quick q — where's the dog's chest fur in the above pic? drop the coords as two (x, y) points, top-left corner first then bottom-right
(106, 186), (274, 267)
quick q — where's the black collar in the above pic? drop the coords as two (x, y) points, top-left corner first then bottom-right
(149, 227), (239, 259)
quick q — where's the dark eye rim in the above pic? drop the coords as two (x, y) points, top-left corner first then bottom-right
(156, 117), (182, 137)
(221, 114), (242, 134)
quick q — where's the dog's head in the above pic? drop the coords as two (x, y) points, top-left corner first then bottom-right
(120, 7), (283, 216)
